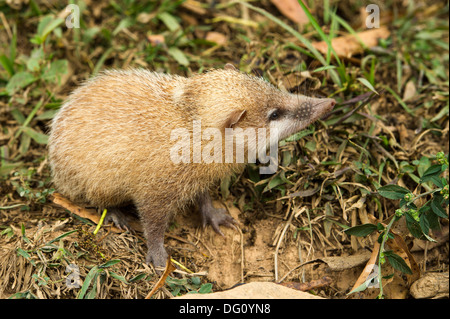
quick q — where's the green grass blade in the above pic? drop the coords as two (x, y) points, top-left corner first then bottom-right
(357, 77), (379, 95)
(240, 1), (341, 87)
(296, 0), (342, 66)
(384, 86), (415, 115)
(77, 266), (99, 299)
(0, 55), (14, 77)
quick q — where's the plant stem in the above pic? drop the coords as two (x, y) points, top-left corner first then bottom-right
(377, 216), (397, 299)
(411, 188), (441, 202)
(93, 209), (107, 235)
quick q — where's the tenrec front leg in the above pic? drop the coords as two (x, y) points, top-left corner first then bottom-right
(198, 191), (238, 236)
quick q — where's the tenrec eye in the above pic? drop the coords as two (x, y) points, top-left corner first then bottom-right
(270, 111), (279, 121)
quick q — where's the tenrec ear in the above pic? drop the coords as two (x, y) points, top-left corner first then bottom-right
(224, 110), (246, 128)
(224, 63), (238, 71)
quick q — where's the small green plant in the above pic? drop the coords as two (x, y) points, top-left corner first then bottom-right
(77, 259), (127, 299)
(166, 275), (213, 296)
(10, 169), (54, 205)
(345, 152), (449, 298)
(1, 13), (68, 97)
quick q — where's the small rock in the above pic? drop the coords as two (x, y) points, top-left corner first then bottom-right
(410, 272), (449, 299)
(176, 282), (325, 299)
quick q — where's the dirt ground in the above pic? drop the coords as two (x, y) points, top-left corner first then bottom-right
(0, 186), (448, 299)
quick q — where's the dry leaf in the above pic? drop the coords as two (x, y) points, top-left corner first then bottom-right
(349, 241), (380, 293)
(147, 34), (165, 46)
(137, 12), (157, 24)
(145, 256), (177, 299)
(320, 252), (371, 271)
(270, 0), (309, 25)
(205, 31), (227, 45)
(312, 26), (391, 58)
(403, 80), (417, 101)
(181, 0), (207, 15)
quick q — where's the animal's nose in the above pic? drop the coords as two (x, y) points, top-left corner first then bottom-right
(327, 98), (336, 110)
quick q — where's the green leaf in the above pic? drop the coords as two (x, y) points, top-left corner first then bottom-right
(35, 109), (59, 120)
(26, 47), (45, 72)
(384, 251), (412, 275)
(384, 86), (415, 115)
(347, 279), (372, 295)
(5, 71), (36, 95)
(19, 133), (31, 155)
(46, 229), (78, 245)
(168, 47), (189, 66)
(77, 266), (99, 299)
(405, 214), (424, 239)
(157, 12), (180, 32)
(431, 103), (449, 122)
(198, 283), (213, 294)
(417, 156), (431, 177)
(42, 59), (68, 84)
(190, 276), (201, 286)
(312, 65), (337, 72)
(17, 248), (36, 266)
(377, 185), (410, 200)
(419, 212), (430, 235)
(112, 18), (134, 36)
(357, 77), (379, 95)
(129, 273), (147, 282)
(305, 140), (316, 152)
(263, 174), (285, 192)
(99, 259), (121, 268)
(344, 223), (377, 237)
(21, 127), (48, 145)
(109, 271), (128, 284)
(39, 16), (64, 42)
(0, 54), (14, 77)
(166, 276), (188, 286)
(284, 127), (314, 142)
(420, 164), (443, 184)
(431, 197), (448, 218)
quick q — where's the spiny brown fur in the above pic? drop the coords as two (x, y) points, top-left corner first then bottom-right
(48, 66), (335, 267)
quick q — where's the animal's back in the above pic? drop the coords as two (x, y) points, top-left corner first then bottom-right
(48, 69), (187, 207)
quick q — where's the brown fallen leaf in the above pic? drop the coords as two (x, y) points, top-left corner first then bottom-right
(205, 31), (227, 46)
(349, 241), (380, 294)
(320, 252), (371, 271)
(403, 80), (417, 101)
(270, 0), (309, 25)
(350, 217), (420, 293)
(181, 0), (207, 15)
(147, 34), (165, 46)
(145, 256), (177, 299)
(137, 12), (157, 24)
(312, 26), (391, 58)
